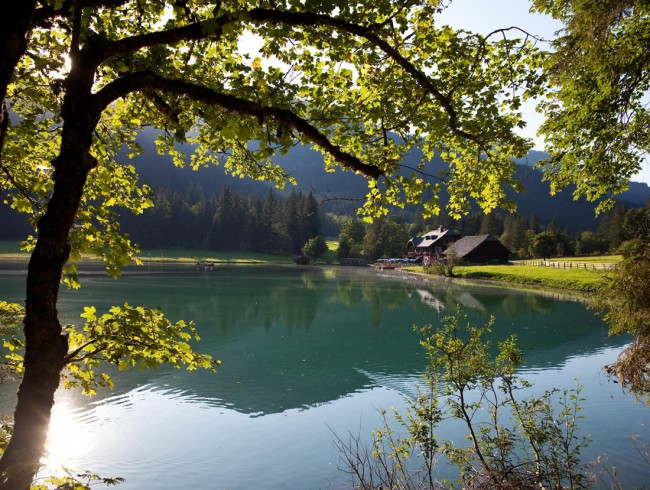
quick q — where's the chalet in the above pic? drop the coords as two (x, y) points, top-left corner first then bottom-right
(406, 226), (461, 257)
(443, 234), (510, 264)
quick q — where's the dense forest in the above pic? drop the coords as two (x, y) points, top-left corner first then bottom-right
(116, 182), (650, 261)
(119, 185), (322, 256)
(2, 167), (649, 261)
(2, 137), (649, 260)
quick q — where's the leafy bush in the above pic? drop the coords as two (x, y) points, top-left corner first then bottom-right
(336, 307), (589, 489)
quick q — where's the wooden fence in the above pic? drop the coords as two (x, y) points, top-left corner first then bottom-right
(515, 260), (618, 270)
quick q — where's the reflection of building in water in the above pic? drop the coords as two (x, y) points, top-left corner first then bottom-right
(455, 291), (486, 311)
(412, 288), (445, 312)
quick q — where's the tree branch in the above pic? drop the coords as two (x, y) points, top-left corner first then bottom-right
(94, 71), (384, 179)
(82, 7), (485, 146)
(32, 0), (130, 27)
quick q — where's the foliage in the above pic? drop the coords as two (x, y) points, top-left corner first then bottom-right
(1, 303), (219, 396)
(363, 218), (410, 260)
(533, 0), (650, 212)
(301, 235), (328, 261)
(2, 1), (546, 247)
(615, 238), (645, 257)
(337, 217), (366, 259)
(0, 301), (24, 382)
(500, 213), (532, 259)
(0, 0), (637, 485)
(336, 307), (589, 489)
(593, 240), (650, 400)
(574, 231), (607, 256)
(529, 231), (558, 259)
(335, 237), (352, 260)
(31, 469), (124, 490)
(118, 184), (321, 255)
(430, 248), (459, 277)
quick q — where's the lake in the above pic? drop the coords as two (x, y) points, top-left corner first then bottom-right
(0, 263), (648, 488)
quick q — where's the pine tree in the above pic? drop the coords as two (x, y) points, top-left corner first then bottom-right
(300, 192), (321, 244)
(597, 202), (626, 251)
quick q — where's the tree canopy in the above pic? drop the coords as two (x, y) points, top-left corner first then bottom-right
(0, 0), (647, 488)
(533, 0), (650, 211)
(0, 2), (546, 486)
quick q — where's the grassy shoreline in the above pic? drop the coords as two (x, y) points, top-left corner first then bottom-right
(404, 263), (611, 293)
(0, 241), (615, 293)
(0, 242), (293, 265)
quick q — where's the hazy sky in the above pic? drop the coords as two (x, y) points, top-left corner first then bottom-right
(439, 0), (650, 186)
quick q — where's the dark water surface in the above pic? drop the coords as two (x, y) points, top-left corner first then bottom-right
(0, 263), (647, 488)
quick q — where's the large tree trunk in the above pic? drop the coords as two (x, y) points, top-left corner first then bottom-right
(0, 78), (99, 486)
(0, 1), (36, 105)
(0, 1), (37, 176)
(0, 157), (93, 489)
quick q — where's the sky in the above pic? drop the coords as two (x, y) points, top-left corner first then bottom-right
(438, 0), (650, 186)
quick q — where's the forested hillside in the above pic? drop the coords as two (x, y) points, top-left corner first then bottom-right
(2, 132), (649, 247)
(120, 186), (322, 255)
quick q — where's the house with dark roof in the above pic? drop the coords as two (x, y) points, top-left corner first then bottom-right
(443, 234), (510, 264)
(406, 226), (461, 257)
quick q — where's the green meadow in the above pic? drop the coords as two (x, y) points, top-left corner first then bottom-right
(451, 264), (609, 292)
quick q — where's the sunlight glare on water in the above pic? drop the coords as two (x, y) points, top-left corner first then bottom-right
(40, 401), (93, 477)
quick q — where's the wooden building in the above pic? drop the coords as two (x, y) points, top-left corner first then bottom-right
(406, 226), (461, 257)
(443, 234), (510, 264)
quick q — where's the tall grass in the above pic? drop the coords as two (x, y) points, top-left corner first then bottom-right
(454, 264), (607, 292)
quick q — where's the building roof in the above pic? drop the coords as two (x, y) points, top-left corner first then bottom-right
(444, 234), (505, 258)
(408, 226), (458, 248)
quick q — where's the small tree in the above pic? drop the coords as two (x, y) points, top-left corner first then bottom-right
(338, 218), (366, 259)
(302, 235), (328, 262)
(335, 237), (351, 260)
(431, 247), (459, 277)
(336, 307), (589, 489)
(529, 231), (557, 260)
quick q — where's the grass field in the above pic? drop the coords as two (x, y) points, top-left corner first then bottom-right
(547, 255), (622, 264)
(123, 249), (293, 264)
(455, 264), (610, 292)
(406, 263), (610, 292)
(0, 242), (293, 264)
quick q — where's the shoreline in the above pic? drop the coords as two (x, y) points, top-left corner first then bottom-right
(0, 252), (600, 299)
(377, 266), (593, 302)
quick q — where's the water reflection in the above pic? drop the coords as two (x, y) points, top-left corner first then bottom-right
(15, 266), (618, 415)
(0, 265), (626, 416)
(0, 264), (645, 489)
